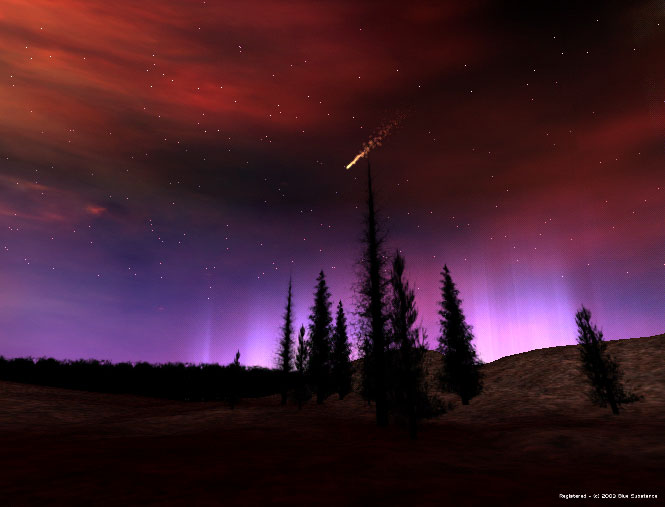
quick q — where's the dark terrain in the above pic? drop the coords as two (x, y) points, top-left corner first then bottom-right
(1, 335), (663, 505)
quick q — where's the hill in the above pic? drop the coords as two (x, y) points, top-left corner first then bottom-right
(429, 334), (665, 421)
(352, 334), (665, 421)
(1, 334), (663, 505)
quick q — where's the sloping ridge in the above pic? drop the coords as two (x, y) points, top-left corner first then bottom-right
(354, 334), (665, 422)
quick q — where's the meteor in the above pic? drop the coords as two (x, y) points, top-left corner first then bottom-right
(345, 113), (405, 169)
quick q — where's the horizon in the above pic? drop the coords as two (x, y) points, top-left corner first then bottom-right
(3, 331), (663, 369)
(1, 0), (663, 368)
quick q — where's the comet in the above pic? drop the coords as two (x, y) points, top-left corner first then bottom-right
(345, 113), (405, 169)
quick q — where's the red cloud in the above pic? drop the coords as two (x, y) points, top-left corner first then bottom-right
(85, 204), (106, 216)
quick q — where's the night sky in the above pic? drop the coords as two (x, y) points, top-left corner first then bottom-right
(1, 0), (663, 367)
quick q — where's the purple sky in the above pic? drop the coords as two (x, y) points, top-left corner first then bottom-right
(1, 0), (663, 366)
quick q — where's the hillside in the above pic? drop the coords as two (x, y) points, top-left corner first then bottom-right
(351, 334), (665, 422)
(420, 334), (665, 422)
(1, 334), (663, 505)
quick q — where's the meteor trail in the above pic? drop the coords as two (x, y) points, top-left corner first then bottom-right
(345, 114), (405, 169)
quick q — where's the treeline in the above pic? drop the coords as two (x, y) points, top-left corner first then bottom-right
(271, 163), (641, 440)
(0, 355), (292, 402)
(271, 164), (484, 439)
(0, 163), (642, 436)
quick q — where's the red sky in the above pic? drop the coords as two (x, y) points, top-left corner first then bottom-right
(1, 0), (663, 366)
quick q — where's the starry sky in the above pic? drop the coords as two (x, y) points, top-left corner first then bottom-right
(1, 0), (663, 367)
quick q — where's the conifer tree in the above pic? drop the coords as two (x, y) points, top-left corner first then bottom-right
(575, 306), (639, 415)
(387, 251), (427, 439)
(308, 270), (333, 403)
(228, 349), (242, 409)
(356, 162), (389, 426)
(294, 324), (309, 409)
(295, 324), (309, 374)
(277, 278), (294, 405)
(331, 300), (352, 399)
(358, 327), (374, 406)
(437, 265), (482, 405)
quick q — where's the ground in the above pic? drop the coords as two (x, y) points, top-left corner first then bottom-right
(1, 335), (663, 505)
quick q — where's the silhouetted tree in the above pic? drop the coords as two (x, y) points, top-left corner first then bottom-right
(387, 251), (428, 439)
(437, 265), (482, 405)
(0, 353), (292, 402)
(331, 300), (352, 399)
(575, 306), (640, 415)
(294, 324), (310, 409)
(356, 162), (390, 426)
(308, 270), (333, 403)
(277, 278), (295, 405)
(358, 338), (372, 405)
(295, 325), (309, 374)
(229, 349), (242, 409)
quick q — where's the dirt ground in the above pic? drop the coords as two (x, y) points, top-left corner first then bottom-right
(1, 336), (663, 505)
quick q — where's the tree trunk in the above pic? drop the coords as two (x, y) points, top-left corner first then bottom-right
(408, 392), (417, 440)
(603, 367), (619, 415)
(609, 399), (619, 415)
(409, 415), (417, 440)
(375, 361), (388, 426)
(607, 390), (619, 415)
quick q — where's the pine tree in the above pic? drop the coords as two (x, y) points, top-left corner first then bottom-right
(295, 324), (309, 374)
(277, 278), (294, 405)
(308, 270), (333, 403)
(575, 306), (639, 415)
(228, 349), (242, 409)
(294, 324), (309, 409)
(437, 265), (482, 405)
(331, 300), (352, 400)
(387, 251), (427, 439)
(356, 162), (389, 426)
(358, 326), (374, 406)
